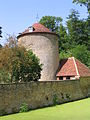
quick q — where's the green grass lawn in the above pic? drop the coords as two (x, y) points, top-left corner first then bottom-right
(0, 98), (90, 120)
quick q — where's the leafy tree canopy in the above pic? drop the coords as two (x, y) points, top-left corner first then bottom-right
(0, 26), (2, 38)
(73, 0), (90, 14)
(39, 16), (62, 32)
(67, 9), (90, 49)
(0, 36), (42, 83)
(0, 44), (2, 48)
(60, 45), (90, 68)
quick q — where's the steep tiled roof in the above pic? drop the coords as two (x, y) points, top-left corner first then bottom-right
(56, 57), (90, 77)
(22, 23), (50, 34)
(75, 59), (90, 77)
(56, 57), (77, 77)
(33, 23), (50, 32)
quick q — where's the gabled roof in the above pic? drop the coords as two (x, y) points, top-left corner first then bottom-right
(22, 23), (50, 34)
(56, 57), (90, 77)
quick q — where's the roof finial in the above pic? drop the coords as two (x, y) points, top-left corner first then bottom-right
(36, 14), (39, 23)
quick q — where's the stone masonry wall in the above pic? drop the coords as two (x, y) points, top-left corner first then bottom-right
(0, 77), (90, 115)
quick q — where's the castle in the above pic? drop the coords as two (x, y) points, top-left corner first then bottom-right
(17, 23), (90, 81)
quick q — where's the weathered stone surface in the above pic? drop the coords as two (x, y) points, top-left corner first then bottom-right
(0, 77), (90, 115)
(18, 33), (59, 81)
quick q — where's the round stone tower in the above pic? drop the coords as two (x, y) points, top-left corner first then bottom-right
(17, 23), (59, 81)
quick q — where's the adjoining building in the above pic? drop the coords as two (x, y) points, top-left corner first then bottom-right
(17, 23), (59, 81)
(56, 57), (90, 80)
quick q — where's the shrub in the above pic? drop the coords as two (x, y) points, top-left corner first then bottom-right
(53, 94), (58, 105)
(19, 103), (28, 113)
(66, 93), (71, 100)
(0, 36), (42, 83)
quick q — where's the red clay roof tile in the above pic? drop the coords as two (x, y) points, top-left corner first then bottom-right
(56, 57), (90, 77)
(75, 59), (90, 77)
(22, 23), (50, 34)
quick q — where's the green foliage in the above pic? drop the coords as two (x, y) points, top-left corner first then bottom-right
(0, 26), (2, 38)
(0, 26), (2, 48)
(73, 0), (90, 14)
(0, 36), (42, 83)
(67, 9), (90, 47)
(86, 16), (90, 50)
(19, 103), (28, 113)
(39, 16), (62, 32)
(0, 109), (7, 116)
(59, 23), (69, 52)
(0, 44), (2, 48)
(70, 45), (90, 68)
(0, 70), (11, 83)
(65, 10), (90, 67)
(60, 50), (72, 59)
(66, 94), (71, 100)
(53, 94), (58, 105)
(60, 45), (90, 68)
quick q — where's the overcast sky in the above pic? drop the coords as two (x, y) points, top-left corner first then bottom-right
(0, 0), (88, 45)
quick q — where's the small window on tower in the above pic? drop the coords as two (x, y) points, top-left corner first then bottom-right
(28, 26), (34, 32)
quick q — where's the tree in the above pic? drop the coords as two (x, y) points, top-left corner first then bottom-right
(70, 45), (90, 67)
(39, 16), (62, 32)
(60, 45), (90, 68)
(58, 23), (69, 52)
(10, 48), (42, 82)
(5, 34), (18, 48)
(86, 16), (90, 50)
(73, 0), (90, 14)
(67, 9), (90, 48)
(0, 44), (2, 48)
(0, 27), (2, 38)
(67, 9), (80, 46)
(0, 27), (2, 48)
(0, 36), (42, 83)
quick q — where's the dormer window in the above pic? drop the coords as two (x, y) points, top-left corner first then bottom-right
(28, 26), (34, 32)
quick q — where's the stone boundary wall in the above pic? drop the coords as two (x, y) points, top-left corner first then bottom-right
(0, 77), (90, 115)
